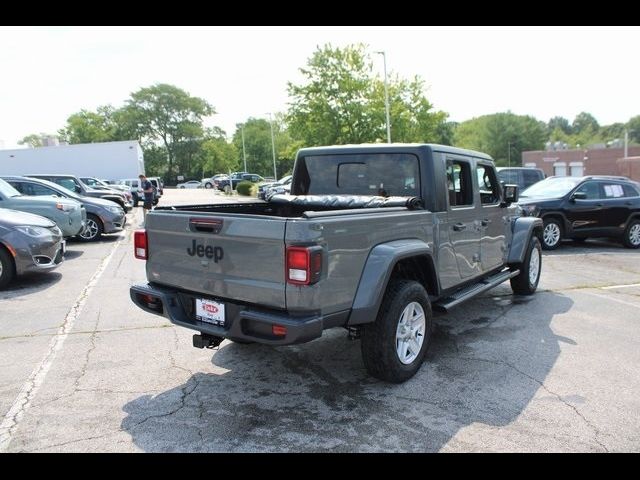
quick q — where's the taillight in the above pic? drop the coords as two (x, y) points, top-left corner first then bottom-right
(134, 229), (148, 260)
(286, 246), (322, 285)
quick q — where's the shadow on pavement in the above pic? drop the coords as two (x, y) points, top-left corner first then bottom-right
(0, 271), (63, 299)
(121, 291), (573, 452)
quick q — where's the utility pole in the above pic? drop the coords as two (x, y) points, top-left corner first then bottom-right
(267, 113), (278, 181)
(241, 124), (247, 172)
(375, 51), (391, 143)
(624, 129), (629, 158)
(508, 142), (511, 168)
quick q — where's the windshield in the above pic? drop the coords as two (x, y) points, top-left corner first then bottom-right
(0, 178), (21, 198)
(521, 177), (581, 198)
(294, 153), (420, 197)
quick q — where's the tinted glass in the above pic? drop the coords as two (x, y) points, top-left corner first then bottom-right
(521, 177), (581, 198)
(575, 181), (601, 200)
(297, 153), (420, 197)
(477, 164), (500, 204)
(522, 169), (543, 186)
(601, 184), (625, 198)
(447, 160), (473, 207)
(623, 184), (640, 197)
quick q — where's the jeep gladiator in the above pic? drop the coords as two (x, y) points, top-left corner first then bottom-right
(131, 144), (543, 382)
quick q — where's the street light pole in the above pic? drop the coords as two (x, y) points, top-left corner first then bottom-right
(375, 51), (391, 143)
(508, 142), (511, 168)
(267, 113), (278, 181)
(241, 124), (247, 172)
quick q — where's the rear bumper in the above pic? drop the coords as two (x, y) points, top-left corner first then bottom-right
(130, 283), (324, 345)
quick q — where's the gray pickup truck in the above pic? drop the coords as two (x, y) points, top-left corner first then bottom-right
(131, 144), (543, 382)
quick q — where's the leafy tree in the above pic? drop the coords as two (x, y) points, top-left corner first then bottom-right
(18, 133), (51, 147)
(286, 43), (448, 147)
(121, 84), (214, 183)
(627, 115), (640, 144)
(572, 112), (599, 135)
(547, 116), (572, 135)
(58, 105), (124, 144)
(454, 112), (547, 166)
(197, 130), (239, 178)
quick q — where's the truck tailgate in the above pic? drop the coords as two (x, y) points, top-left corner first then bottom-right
(145, 212), (287, 309)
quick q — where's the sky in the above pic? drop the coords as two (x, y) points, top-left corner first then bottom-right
(0, 26), (638, 149)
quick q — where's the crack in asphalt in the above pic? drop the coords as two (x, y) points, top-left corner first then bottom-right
(0, 324), (172, 342)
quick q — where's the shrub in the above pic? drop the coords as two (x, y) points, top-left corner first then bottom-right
(236, 180), (257, 196)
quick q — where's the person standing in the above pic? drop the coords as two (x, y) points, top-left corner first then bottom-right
(139, 174), (154, 226)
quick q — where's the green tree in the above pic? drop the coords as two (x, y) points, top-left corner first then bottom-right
(197, 129), (239, 178)
(547, 116), (572, 135)
(454, 112), (547, 166)
(18, 133), (51, 147)
(121, 84), (214, 183)
(627, 115), (640, 144)
(286, 43), (448, 147)
(58, 105), (124, 144)
(572, 112), (599, 135)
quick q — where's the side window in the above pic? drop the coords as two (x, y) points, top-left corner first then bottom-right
(7, 181), (25, 193)
(623, 184), (640, 198)
(30, 183), (59, 196)
(476, 164), (500, 205)
(54, 178), (77, 192)
(575, 181), (601, 200)
(601, 183), (625, 199)
(446, 159), (473, 207)
(522, 169), (542, 185)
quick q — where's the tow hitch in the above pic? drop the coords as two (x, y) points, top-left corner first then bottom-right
(192, 333), (223, 349)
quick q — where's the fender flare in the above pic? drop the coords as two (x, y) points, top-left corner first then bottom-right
(348, 239), (435, 325)
(508, 216), (543, 264)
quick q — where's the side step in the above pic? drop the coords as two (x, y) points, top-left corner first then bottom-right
(433, 269), (520, 312)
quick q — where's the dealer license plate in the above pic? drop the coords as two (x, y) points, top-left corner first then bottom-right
(195, 298), (225, 326)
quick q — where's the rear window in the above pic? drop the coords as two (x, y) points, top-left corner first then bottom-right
(294, 153), (420, 197)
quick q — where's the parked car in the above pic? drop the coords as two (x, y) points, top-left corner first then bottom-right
(148, 177), (164, 196)
(80, 176), (134, 206)
(118, 178), (159, 207)
(202, 174), (228, 189)
(217, 173), (264, 193)
(176, 180), (203, 189)
(497, 167), (545, 192)
(519, 175), (640, 249)
(0, 178), (85, 238)
(0, 208), (65, 289)
(27, 174), (132, 212)
(258, 175), (293, 200)
(3, 176), (126, 242)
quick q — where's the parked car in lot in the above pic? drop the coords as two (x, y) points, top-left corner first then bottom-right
(176, 180), (202, 189)
(148, 177), (164, 197)
(202, 174), (228, 189)
(119, 178), (160, 207)
(3, 176), (126, 242)
(217, 173), (264, 193)
(497, 167), (545, 192)
(519, 175), (640, 249)
(80, 177), (134, 202)
(0, 178), (85, 238)
(258, 175), (292, 200)
(27, 174), (132, 212)
(0, 208), (65, 289)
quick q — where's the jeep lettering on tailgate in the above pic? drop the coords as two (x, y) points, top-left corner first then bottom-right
(186, 240), (224, 262)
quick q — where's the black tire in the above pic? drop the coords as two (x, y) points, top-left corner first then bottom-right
(622, 219), (640, 249)
(0, 247), (16, 290)
(542, 217), (563, 250)
(179, 186), (185, 189)
(510, 236), (542, 295)
(76, 214), (103, 242)
(205, 182), (213, 189)
(360, 280), (432, 383)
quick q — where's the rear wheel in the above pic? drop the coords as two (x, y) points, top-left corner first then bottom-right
(77, 214), (103, 242)
(205, 182), (213, 189)
(510, 236), (542, 295)
(623, 219), (640, 249)
(542, 218), (562, 250)
(0, 247), (16, 290)
(360, 280), (432, 383)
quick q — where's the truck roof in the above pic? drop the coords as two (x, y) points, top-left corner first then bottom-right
(297, 143), (494, 161)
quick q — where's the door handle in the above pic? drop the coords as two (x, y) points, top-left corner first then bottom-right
(481, 219), (490, 227)
(453, 223), (466, 231)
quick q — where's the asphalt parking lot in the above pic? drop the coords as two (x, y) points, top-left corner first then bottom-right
(1, 188), (639, 452)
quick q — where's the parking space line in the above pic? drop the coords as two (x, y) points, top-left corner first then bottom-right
(601, 283), (640, 290)
(581, 290), (640, 309)
(0, 237), (124, 452)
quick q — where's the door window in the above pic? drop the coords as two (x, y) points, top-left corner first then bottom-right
(446, 160), (473, 207)
(574, 181), (601, 200)
(601, 183), (625, 198)
(476, 164), (500, 204)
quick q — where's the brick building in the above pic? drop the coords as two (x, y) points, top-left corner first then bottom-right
(521, 146), (640, 181)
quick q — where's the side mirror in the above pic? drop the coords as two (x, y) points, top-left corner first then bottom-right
(571, 192), (587, 201)
(502, 184), (518, 205)
(75, 186), (82, 193)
